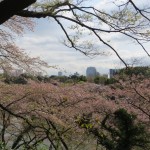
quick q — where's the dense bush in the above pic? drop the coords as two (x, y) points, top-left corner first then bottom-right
(94, 76), (107, 84)
(4, 75), (27, 84)
(105, 78), (117, 85)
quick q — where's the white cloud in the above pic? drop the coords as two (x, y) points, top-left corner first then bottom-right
(15, 0), (150, 76)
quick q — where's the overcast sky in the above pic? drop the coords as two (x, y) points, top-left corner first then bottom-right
(16, 0), (150, 76)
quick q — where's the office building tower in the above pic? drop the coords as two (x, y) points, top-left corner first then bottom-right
(58, 71), (63, 76)
(86, 67), (97, 78)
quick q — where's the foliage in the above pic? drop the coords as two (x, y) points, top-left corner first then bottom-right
(94, 76), (107, 85)
(4, 75), (28, 84)
(47, 75), (87, 84)
(94, 76), (100, 84)
(0, 81), (124, 149)
(105, 78), (117, 85)
(2, 73), (54, 84)
(105, 75), (150, 122)
(0, 76), (150, 149)
(78, 109), (150, 150)
(0, 142), (7, 150)
(1, 1), (150, 149)
(0, 12), (49, 75)
(78, 75), (87, 82)
(59, 76), (70, 83)
(118, 66), (150, 77)
(70, 75), (87, 83)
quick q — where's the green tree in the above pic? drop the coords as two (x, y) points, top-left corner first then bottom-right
(94, 76), (107, 84)
(78, 109), (150, 150)
(105, 78), (117, 85)
(79, 75), (87, 82)
(94, 76), (100, 84)
(119, 66), (150, 77)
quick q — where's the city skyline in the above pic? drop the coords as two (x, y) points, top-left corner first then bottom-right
(15, 0), (150, 76)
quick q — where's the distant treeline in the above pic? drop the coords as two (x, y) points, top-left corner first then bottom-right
(0, 73), (87, 84)
(118, 66), (150, 77)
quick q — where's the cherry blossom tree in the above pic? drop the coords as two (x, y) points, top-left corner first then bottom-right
(0, 0), (150, 149)
(0, 82), (122, 149)
(0, 80), (149, 149)
(102, 73), (150, 127)
(0, 15), (49, 74)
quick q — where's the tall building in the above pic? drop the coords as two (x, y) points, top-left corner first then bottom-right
(58, 71), (63, 76)
(86, 67), (97, 78)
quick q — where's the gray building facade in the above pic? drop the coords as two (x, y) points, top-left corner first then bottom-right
(58, 71), (63, 76)
(86, 67), (97, 78)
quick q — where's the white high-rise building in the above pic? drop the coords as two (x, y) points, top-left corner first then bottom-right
(86, 67), (97, 78)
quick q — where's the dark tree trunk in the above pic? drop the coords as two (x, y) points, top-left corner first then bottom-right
(0, 0), (36, 24)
